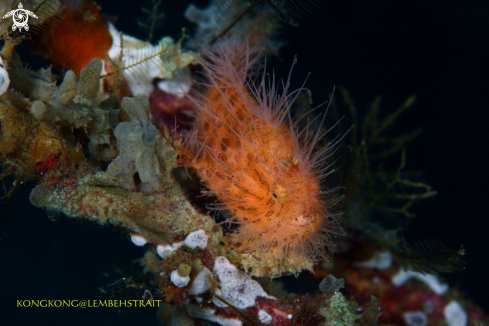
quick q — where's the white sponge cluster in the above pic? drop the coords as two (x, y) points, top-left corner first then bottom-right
(212, 256), (274, 309)
(183, 230), (208, 249)
(130, 230), (208, 259)
(156, 230), (208, 259)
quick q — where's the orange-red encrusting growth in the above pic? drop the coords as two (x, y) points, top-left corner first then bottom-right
(179, 39), (344, 263)
(38, 1), (112, 75)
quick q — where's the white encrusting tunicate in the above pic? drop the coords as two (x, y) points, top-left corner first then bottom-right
(130, 234), (148, 246)
(444, 301), (467, 326)
(155, 230), (209, 259)
(391, 269), (448, 295)
(157, 67), (193, 98)
(258, 310), (272, 324)
(183, 230), (208, 249)
(171, 269), (190, 288)
(157, 244), (176, 259)
(212, 256), (275, 309)
(188, 267), (212, 295)
(403, 311), (428, 326)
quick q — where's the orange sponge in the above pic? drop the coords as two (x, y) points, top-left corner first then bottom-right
(39, 1), (112, 75)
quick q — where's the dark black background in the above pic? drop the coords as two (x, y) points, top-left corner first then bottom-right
(0, 0), (487, 325)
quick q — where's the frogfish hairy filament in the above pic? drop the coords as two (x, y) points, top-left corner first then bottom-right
(179, 39), (344, 265)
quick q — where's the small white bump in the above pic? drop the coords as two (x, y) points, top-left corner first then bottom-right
(444, 301), (467, 326)
(258, 310), (272, 324)
(171, 269), (190, 288)
(0, 57), (10, 96)
(130, 234), (148, 246)
(157, 244), (175, 259)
